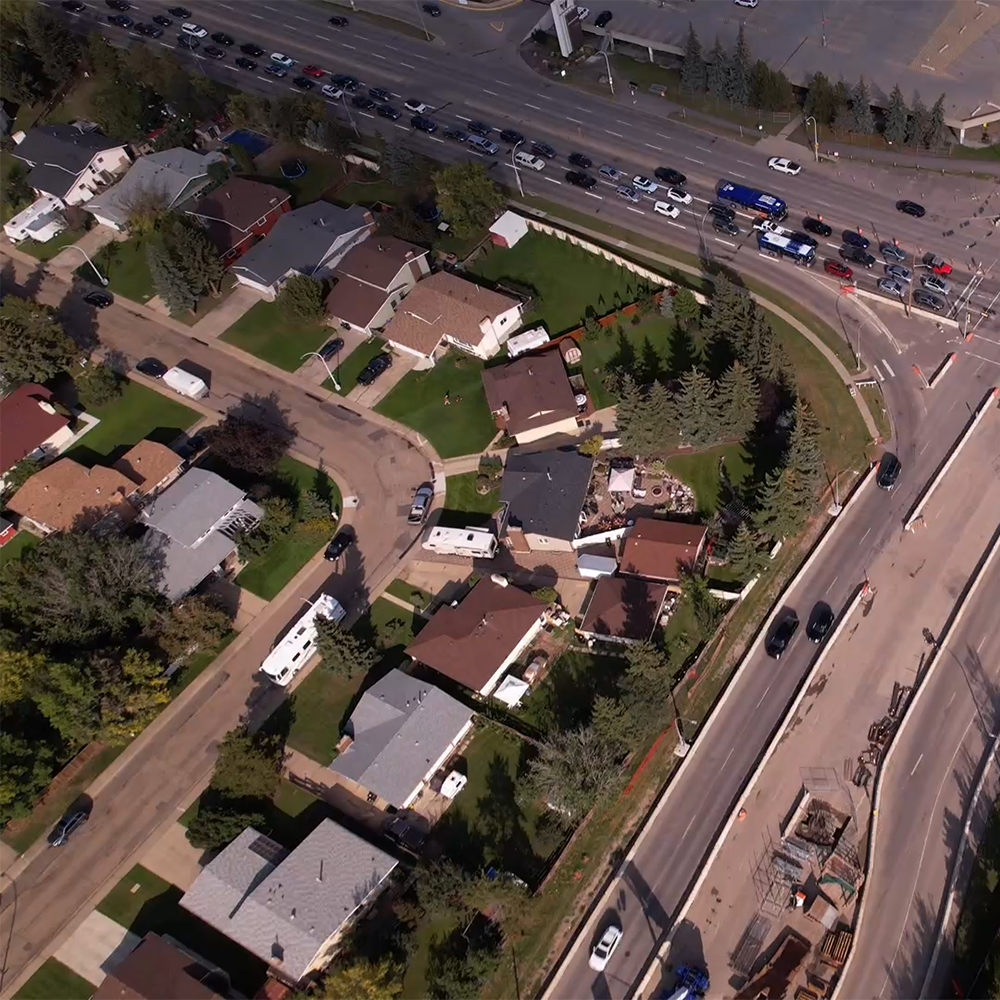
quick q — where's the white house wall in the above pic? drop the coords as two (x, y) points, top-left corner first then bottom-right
(401, 718), (475, 808)
(477, 615), (546, 696)
(515, 415), (580, 445)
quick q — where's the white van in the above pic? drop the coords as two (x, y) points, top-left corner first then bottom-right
(513, 151), (545, 171)
(180, 22), (208, 37)
(468, 135), (499, 155)
(163, 366), (209, 399)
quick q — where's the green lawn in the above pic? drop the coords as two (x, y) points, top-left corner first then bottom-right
(0, 531), (39, 569)
(324, 337), (388, 395)
(440, 471), (501, 527)
(385, 577), (435, 612)
(221, 300), (330, 372)
(666, 443), (753, 516)
(96, 865), (267, 996)
(326, 1), (435, 41)
(66, 378), (199, 467)
(13, 959), (93, 1000)
(375, 351), (497, 459)
(80, 234), (157, 302)
(16, 228), (81, 263)
(169, 631), (237, 695)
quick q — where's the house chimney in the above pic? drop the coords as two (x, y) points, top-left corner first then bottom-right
(317, 859), (324, 882)
(37, 399), (57, 415)
(225, 191), (231, 199)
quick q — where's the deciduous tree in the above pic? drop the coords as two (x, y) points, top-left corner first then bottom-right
(317, 958), (404, 1000)
(23, 8), (81, 87)
(277, 274), (325, 321)
(96, 648), (170, 745)
(383, 138), (416, 187)
(0, 731), (55, 825)
(155, 595), (232, 661)
(30, 660), (102, 748)
(0, 297), (79, 387)
(203, 404), (293, 476)
(314, 616), (376, 680)
(75, 363), (125, 409)
(210, 724), (285, 800)
(432, 161), (504, 238)
(0, 457), (43, 503)
(0, 649), (47, 706)
(187, 801), (266, 850)
(526, 725), (623, 820)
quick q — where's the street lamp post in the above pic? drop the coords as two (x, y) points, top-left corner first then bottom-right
(597, 50), (614, 95)
(853, 316), (879, 371)
(413, 0), (431, 41)
(341, 92), (359, 138)
(510, 138), (525, 198)
(61, 245), (108, 286)
(301, 351), (341, 391)
(804, 115), (819, 162)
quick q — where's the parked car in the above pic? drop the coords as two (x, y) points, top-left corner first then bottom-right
(107, 14), (134, 27)
(896, 199), (926, 218)
(136, 356), (167, 378)
(880, 242), (908, 263)
(180, 21), (207, 37)
(565, 170), (597, 189)
(324, 532), (354, 562)
(351, 94), (376, 110)
(876, 452), (901, 491)
(594, 9), (613, 27)
(707, 202), (735, 221)
(599, 164), (624, 181)
(203, 46), (226, 60)
(877, 277), (905, 299)
(589, 924), (622, 972)
(240, 42), (265, 57)
(404, 98), (431, 113)
(922, 252), (953, 276)
(152, 15), (173, 26)
(263, 64), (287, 78)
(468, 120), (493, 137)
(664, 187), (692, 206)
(83, 290), (113, 308)
(531, 141), (557, 159)
(713, 218), (740, 236)
(631, 175), (658, 194)
(803, 217), (832, 238)
(321, 83), (343, 99)
(655, 167), (687, 186)
(133, 23), (164, 37)
(293, 76), (316, 90)
(840, 245), (876, 269)
(443, 127), (468, 142)
(422, 3), (442, 15)
(767, 156), (801, 176)
(921, 274), (951, 295)
(270, 52), (294, 66)
(235, 57), (258, 71)
(499, 128), (525, 144)
(210, 31), (234, 45)
(824, 259), (853, 280)
(408, 485), (434, 525)
(357, 352), (393, 384)
(842, 230), (870, 250)
(885, 264), (913, 283)
(653, 201), (680, 219)
(377, 104), (401, 120)
(319, 338), (345, 361)
(410, 115), (437, 133)
(568, 152), (592, 169)
(766, 612), (799, 659)
(47, 810), (88, 848)
(616, 185), (641, 203)
(806, 603), (835, 643)
(913, 289), (946, 311)
(166, 5), (191, 15)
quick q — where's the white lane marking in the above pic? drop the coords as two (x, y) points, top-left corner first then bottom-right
(263, 4), (280, 9)
(400, 61), (415, 69)
(249, 12), (264, 18)
(681, 816), (697, 840)
(316, 34), (331, 41)
(873, 365), (885, 382)
(645, 143), (662, 151)
(910, 753), (924, 777)
(738, 159), (754, 166)
(222, 64), (238, 71)
(657, 133), (671, 139)
(691, 195), (710, 204)
(617, 119), (631, 126)
(667, 221), (686, 229)
(343, 43), (357, 50)
(605, 130), (623, 138)
(946, 692), (957, 709)
(731, 171), (746, 178)
(394, 123), (409, 131)
(544, 176), (563, 185)
(525, 103), (542, 110)
(384, 44), (399, 51)
(757, 253), (778, 263)
(218, 2), (234, 7)
(256, 76), (277, 84)
(825, 242), (841, 249)
(494, 79), (512, 87)
(860, 526), (873, 543)
(882, 358), (896, 377)
(455, 114), (471, 121)
(159, 42), (175, 49)
(585, 191), (603, 200)
(360, 112), (376, 119)
(566, 116), (584, 124)
(685, 157), (704, 164)
(372, 53), (387, 60)
(412, 53), (430, 60)
(626, 206), (645, 215)
(966, 352), (1000, 367)
(715, 238), (737, 247)
(484, 89), (499, 96)
(697, 145), (713, 153)
(722, 747), (736, 769)
(816, 200), (833, 208)
(538, 94), (553, 101)
(295, 14), (310, 20)
(978, 636), (988, 653)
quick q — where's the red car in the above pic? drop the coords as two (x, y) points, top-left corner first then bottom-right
(824, 259), (853, 280)
(302, 65), (325, 78)
(922, 252), (953, 276)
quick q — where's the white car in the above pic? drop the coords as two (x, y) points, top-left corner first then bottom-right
(665, 186), (692, 206)
(734, 0), (758, 7)
(632, 175), (658, 194)
(405, 99), (431, 113)
(575, 5), (590, 19)
(653, 201), (680, 219)
(767, 156), (801, 176)
(321, 84), (344, 100)
(407, 485), (434, 525)
(180, 22), (207, 37)
(270, 52), (294, 67)
(589, 925), (623, 972)
(514, 151), (545, 172)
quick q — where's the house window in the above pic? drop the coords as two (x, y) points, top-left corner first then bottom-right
(224, 249), (237, 259)
(255, 215), (268, 227)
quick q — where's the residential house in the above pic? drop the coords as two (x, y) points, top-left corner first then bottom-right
(11, 124), (131, 206)
(481, 350), (581, 444)
(324, 237), (430, 337)
(620, 517), (708, 586)
(92, 933), (226, 1000)
(185, 176), (291, 265)
(6, 459), (139, 535)
(3, 193), (67, 245)
(380, 271), (523, 362)
(179, 821), (397, 986)
(330, 668), (475, 809)
(140, 468), (263, 601)
(0, 516), (17, 548)
(501, 446), (594, 552)
(578, 576), (668, 645)
(112, 440), (184, 500)
(405, 577), (547, 696)
(0, 384), (74, 480)
(230, 202), (374, 298)
(84, 148), (227, 231)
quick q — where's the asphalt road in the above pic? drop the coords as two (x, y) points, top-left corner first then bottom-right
(838, 530), (1000, 1000)
(0, 257), (431, 996)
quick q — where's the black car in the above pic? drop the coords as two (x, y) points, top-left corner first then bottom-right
(880, 242), (908, 263)
(842, 230), (870, 250)
(422, 3), (442, 15)
(468, 121), (493, 137)
(655, 166), (686, 186)
(499, 128), (525, 144)
(105, 0), (130, 9)
(714, 218), (740, 236)
(178, 33), (199, 49)
(876, 452), (901, 491)
(896, 199), (925, 218)
(263, 64), (287, 77)
(791, 231), (818, 248)
(62, 1), (86, 11)
(332, 74), (359, 92)
(235, 57), (257, 70)
(707, 202), (735, 221)
(210, 31), (234, 45)
(152, 14), (173, 26)
(913, 288), (946, 312)
(108, 13), (134, 27)
(565, 170), (597, 189)
(357, 352), (393, 384)
(83, 290), (113, 309)
(133, 22), (163, 37)
(292, 76), (315, 90)
(531, 141), (557, 159)
(806, 603), (835, 643)
(319, 338), (345, 361)
(840, 245), (876, 268)
(444, 127), (468, 143)
(166, 6), (191, 16)
(241, 42), (265, 57)
(766, 612), (799, 659)
(352, 94), (375, 109)
(136, 357), (168, 379)
(595, 9), (613, 27)
(568, 152), (592, 169)
(329, 15), (349, 27)
(411, 115), (437, 133)
(368, 86), (392, 103)
(48, 810), (88, 848)
(802, 217), (832, 238)
(375, 104), (401, 120)
(325, 533), (354, 562)
(203, 46), (226, 60)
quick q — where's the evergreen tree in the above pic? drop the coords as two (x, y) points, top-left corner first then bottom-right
(783, 399), (825, 511)
(147, 242), (196, 314)
(705, 35), (728, 101)
(383, 138), (416, 186)
(804, 72), (837, 127)
(754, 466), (798, 540)
(727, 521), (765, 580)
(725, 24), (752, 106)
(715, 360), (759, 442)
(907, 92), (930, 148)
(646, 379), (679, 446)
(672, 287), (702, 329)
(735, 306), (785, 383)
(884, 84), (909, 145)
(164, 217), (223, 297)
(926, 94), (948, 149)
(314, 616), (376, 680)
(680, 23), (706, 94)
(832, 102), (855, 135)
(676, 368), (720, 448)
(851, 76), (875, 135)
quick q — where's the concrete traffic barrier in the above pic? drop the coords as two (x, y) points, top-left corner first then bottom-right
(927, 352), (957, 389)
(904, 387), (999, 530)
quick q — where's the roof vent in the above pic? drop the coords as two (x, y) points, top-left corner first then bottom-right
(491, 574), (509, 587)
(37, 400), (57, 415)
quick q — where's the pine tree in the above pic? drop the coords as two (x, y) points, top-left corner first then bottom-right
(676, 368), (720, 448)
(146, 242), (196, 314)
(680, 23), (706, 94)
(672, 287), (702, 329)
(783, 399), (825, 512)
(804, 72), (837, 127)
(884, 84), (909, 145)
(706, 35), (728, 101)
(832, 102), (854, 136)
(754, 467), (798, 540)
(727, 521), (765, 580)
(926, 94), (948, 149)
(715, 360), (759, 442)
(907, 92), (930, 148)
(164, 218), (223, 297)
(851, 76), (875, 135)
(646, 379), (679, 447)
(735, 306), (784, 383)
(726, 24), (751, 107)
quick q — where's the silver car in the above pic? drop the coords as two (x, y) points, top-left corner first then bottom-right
(921, 274), (951, 295)
(878, 277), (905, 299)
(408, 485), (433, 525)
(884, 264), (912, 283)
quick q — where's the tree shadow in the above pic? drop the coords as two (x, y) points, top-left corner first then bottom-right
(666, 321), (699, 379)
(636, 336), (663, 386)
(607, 327), (637, 376)
(476, 752), (539, 881)
(55, 283), (100, 356)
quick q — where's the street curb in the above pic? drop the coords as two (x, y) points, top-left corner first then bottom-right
(852, 285), (961, 329)
(541, 463), (877, 999)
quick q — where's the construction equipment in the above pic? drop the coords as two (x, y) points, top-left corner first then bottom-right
(664, 966), (710, 1000)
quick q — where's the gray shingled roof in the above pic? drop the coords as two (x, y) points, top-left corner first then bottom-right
(143, 528), (239, 602)
(231, 202), (371, 288)
(180, 822), (397, 983)
(140, 469), (247, 547)
(13, 124), (127, 199)
(330, 669), (475, 807)
(501, 446), (594, 542)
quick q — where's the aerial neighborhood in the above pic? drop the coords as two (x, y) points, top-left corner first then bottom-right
(1, 2), (998, 1000)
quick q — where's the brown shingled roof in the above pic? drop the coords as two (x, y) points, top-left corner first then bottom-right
(579, 576), (667, 641)
(7, 458), (138, 533)
(0, 384), (70, 475)
(405, 577), (546, 692)
(620, 518), (707, 583)
(93, 934), (223, 1000)
(112, 440), (183, 494)
(188, 176), (290, 255)
(335, 236), (428, 290)
(382, 271), (520, 357)
(325, 274), (393, 328)
(481, 350), (578, 437)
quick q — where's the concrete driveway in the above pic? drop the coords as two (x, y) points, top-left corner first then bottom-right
(53, 911), (139, 988)
(189, 283), (264, 339)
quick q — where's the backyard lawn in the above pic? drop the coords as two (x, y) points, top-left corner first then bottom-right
(221, 300), (330, 372)
(79, 234), (156, 302)
(666, 443), (752, 516)
(0, 531), (38, 569)
(16, 228), (81, 263)
(385, 577), (435, 612)
(440, 471), (501, 527)
(323, 337), (388, 395)
(66, 379), (199, 467)
(253, 144), (345, 207)
(375, 351), (497, 459)
(13, 960), (93, 1000)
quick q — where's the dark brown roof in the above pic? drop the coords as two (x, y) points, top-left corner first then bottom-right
(481, 351), (578, 437)
(187, 177), (290, 255)
(0, 383), (69, 475)
(334, 237), (428, 290)
(93, 934), (224, 1000)
(579, 576), (667, 641)
(325, 274), (392, 328)
(620, 518), (707, 583)
(112, 440), (182, 493)
(405, 578), (546, 692)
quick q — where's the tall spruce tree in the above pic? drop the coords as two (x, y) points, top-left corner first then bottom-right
(715, 360), (759, 442)
(754, 466), (798, 540)
(146, 242), (196, 314)
(726, 24), (751, 106)
(706, 35), (728, 100)
(736, 307), (785, 383)
(676, 368), (720, 448)
(804, 72), (837, 127)
(783, 399), (825, 512)
(884, 84), (909, 145)
(727, 521), (765, 580)
(851, 76), (875, 135)
(926, 94), (948, 149)
(907, 92), (930, 147)
(680, 23), (706, 94)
